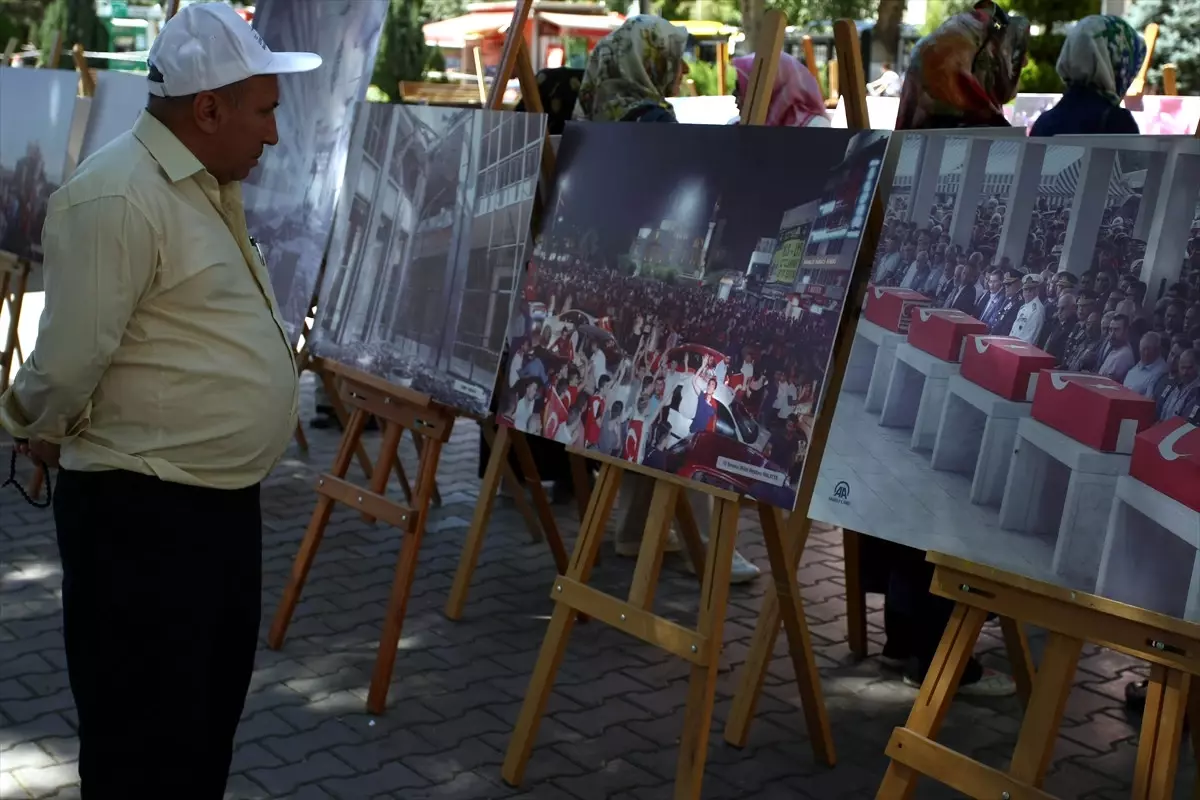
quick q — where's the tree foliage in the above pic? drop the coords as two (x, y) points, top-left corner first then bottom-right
(373, 0), (431, 101)
(37, 0), (98, 67)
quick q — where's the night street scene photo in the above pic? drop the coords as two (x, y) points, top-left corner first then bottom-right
(497, 122), (889, 511)
(310, 103), (546, 416)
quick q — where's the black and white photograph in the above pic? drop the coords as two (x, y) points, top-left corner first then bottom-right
(0, 68), (88, 261)
(242, 0), (388, 345)
(79, 70), (145, 162)
(310, 103), (547, 417)
(811, 130), (1200, 621)
(496, 122), (889, 511)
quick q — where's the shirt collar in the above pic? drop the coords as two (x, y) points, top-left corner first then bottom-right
(133, 110), (207, 184)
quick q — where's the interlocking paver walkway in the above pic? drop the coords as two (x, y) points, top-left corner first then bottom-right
(1, 375), (1195, 798)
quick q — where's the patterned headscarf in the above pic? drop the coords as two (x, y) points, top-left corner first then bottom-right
(572, 15), (689, 122)
(732, 52), (828, 127)
(1056, 15), (1147, 105)
(895, 0), (1030, 130)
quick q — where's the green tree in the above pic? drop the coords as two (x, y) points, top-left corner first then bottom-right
(422, 0), (465, 22)
(373, 0), (431, 102)
(37, 0), (98, 67)
(1000, 0), (1100, 93)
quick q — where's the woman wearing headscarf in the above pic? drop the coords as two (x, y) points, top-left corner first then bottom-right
(1029, 15), (1145, 136)
(573, 15), (690, 123)
(731, 52), (830, 127)
(894, 0), (1030, 130)
(573, 16), (760, 582)
(865, 0), (1028, 698)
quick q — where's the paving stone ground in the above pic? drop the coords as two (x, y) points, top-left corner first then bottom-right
(1, 375), (1196, 798)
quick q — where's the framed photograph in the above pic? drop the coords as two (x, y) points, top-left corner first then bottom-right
(496, 122), (890, 511)
(811, 130), (1200, 622)
(242, 0), (389, 346)
(310, 103), (547, 417)
(0, 68), (90, 262)
(80, 70), (146, 162)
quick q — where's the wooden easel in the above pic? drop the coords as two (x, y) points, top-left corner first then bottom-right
(1127, 23), (1159, 99)
(724, 23), (1037, 753)
(268, 359), (453, 714)
(499, 12), (852, 799)
(877, 553), (1200, 800)
(445, 13), (596, 621)
(0, 254), (30, 395)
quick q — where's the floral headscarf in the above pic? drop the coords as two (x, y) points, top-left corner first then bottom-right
(895, 0), (1030, 130)
(572, 15), (689, 122)
(1056, 15), (1147, 105)
(732, 52), (828, 127)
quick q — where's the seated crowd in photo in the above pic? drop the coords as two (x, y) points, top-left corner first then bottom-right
(873, 191), (1200, 424)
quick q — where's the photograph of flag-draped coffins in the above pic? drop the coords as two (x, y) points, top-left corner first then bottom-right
(811, 129), (1200, 621)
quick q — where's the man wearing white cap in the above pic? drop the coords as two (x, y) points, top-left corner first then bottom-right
(0, 3), (320, 794)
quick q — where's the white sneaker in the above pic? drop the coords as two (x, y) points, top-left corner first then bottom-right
(614, 530), (682, 557)
(682, 547), (761, 584)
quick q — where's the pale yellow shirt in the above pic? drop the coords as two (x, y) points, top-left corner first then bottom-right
(0, 111), (299, 490)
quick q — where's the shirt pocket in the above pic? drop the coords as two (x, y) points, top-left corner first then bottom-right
(155, 230), (248, 301)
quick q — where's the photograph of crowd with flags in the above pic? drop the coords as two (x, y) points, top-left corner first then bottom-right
(811, 130), (1200, 615)
(497, 123), (889, 511)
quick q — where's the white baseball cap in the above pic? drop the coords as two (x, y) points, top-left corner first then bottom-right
(147, 2), (322, 98)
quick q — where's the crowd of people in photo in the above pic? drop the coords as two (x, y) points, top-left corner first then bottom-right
(0, 142), (52, 260)
(873, 190), (1200, 423)
(497, 244), (841, 493)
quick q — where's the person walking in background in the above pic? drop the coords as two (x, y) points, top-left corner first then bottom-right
(867, 61), (904, 97)
(1029, 15), (1145, 137)
(731, 52), (830, 127)
(0, 4), (320, 794)
(866, 0), (1030, 698)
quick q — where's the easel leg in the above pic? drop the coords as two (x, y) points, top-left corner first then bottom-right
(877, 602), (987, 800)
(568, 453), (591, 520)
(843, 528), (868, 659)
(673, 491), (707, 575)
(446, 425), (530, 620)
(501, 464), (623, 785)
(320, 368), (375, 480)
(0, 264), (28, 394)
(999, 616), (1035, 708)
(1133, 665), (1191, 800)
(511, 431), (568, 572)
(1007, 632), (1082, 786)
(269, 409), (371, 649)
(293, 417), (310, 453)
(409, 433), (442, 507)
(626, 482), (681, 610)
(758, 508), (835, 766)
(362, 422), (404, 524)
(724, 511), (809, 747)
(674, 496), (740, 800)
(366, 434), (445, 714)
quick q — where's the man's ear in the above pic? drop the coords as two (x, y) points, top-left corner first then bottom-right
(192, 91), (223, 134)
